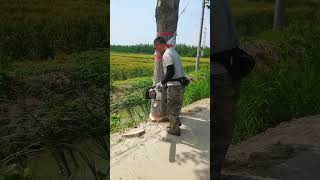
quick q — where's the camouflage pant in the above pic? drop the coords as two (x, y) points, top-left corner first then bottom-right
(166, 85), (184, 126)
(211, 61), (241, 172)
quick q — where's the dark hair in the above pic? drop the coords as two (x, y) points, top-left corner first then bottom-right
(154, 36), (167, 44)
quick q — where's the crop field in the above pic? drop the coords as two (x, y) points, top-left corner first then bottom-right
(0, 0), (108, 63)
(110, 52), (209, 81)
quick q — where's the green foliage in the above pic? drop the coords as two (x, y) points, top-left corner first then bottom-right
(0, 166), (34, 180)
(235, 58), (320, 142)
(183, 69), (210, 105)
(0, 0), (109, 178)
(1, 51), (108, 179)
(232, 14), (320, 143)
(110, 114), (121, 132)
(222, 0), (320, 143)
(110, 68), (210, 133)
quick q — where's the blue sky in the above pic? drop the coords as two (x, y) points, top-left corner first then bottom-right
(110, 0), (210, 46)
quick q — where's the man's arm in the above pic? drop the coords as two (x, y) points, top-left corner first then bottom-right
(161, 65), (174, 85)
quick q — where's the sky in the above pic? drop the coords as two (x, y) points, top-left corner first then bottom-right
(110, 0), (210, 46)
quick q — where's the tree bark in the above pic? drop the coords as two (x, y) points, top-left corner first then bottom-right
(273, 0), (285, 31)
(149, 0), (180, 121)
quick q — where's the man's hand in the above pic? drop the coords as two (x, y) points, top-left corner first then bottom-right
(155, 82), (163, 90)
(186, 76), (194, 81)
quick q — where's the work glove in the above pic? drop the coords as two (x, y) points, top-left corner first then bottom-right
(155, 82), (163, 91)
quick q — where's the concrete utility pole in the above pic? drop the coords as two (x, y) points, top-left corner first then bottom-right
(195, 0), (206, 71)
(150, 0), (180, 121)
(201, 26), (207, 57)
(273, 0), (285, 30)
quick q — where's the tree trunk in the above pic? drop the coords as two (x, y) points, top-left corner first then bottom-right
(273, 0), (285, 31)
(149, 0), (180, 121)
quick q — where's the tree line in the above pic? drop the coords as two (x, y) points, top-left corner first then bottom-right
(110, 44), (210, 58)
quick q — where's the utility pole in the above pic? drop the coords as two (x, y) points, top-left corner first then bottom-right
(195, 0), (205, 71)
(201, 26), (207, 57)
(273, 0), (285, 30)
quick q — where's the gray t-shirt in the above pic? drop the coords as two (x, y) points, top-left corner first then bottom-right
(162, 48), (184, 86)
(212, 0), (239, 54)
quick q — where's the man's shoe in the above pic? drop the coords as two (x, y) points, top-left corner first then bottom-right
(166, 122), (181, 128)
(166, 127), (181, 136)
(177, 118), (181, 126)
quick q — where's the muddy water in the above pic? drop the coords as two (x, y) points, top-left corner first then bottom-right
(26, 140), (108, 180)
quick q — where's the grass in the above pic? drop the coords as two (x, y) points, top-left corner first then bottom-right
(183, 70), (210, 105)
(110, 68), (210, 133)
(235, 51), (320, 142)
(1, 51), (108, 179)
(229, 0), (320, 143)
(0, 0), (109, 178)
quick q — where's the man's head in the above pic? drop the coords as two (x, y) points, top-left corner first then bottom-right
(154, 36), (167, 54)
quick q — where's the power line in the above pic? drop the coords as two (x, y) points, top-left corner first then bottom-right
(175, 0), (195, 44)
(179, 0), (194, 18)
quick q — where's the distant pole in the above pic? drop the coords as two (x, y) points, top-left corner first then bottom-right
(195, 0), (205, 71)
(273, 0), (285, 30)
(201, 27), (207, 57)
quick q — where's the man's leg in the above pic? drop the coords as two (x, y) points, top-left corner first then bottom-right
(161, 85), (168, 118)
(166, 85), (184, 136)
(211, 62), (241, 179)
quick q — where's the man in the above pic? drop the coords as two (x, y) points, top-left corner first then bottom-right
(154, 36), (184, 136)
(211, 0), (242, 179)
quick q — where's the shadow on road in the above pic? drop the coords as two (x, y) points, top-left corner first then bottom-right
(163, 107), (210, 179)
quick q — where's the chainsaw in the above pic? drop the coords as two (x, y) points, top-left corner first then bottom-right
(145, 77), (191, 100)
(145, 86), (162, 101)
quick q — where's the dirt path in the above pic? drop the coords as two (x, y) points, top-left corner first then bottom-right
(110, 99), (320, 180)
(110, 99), (210, 180)
(224, 114), (320, 180)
